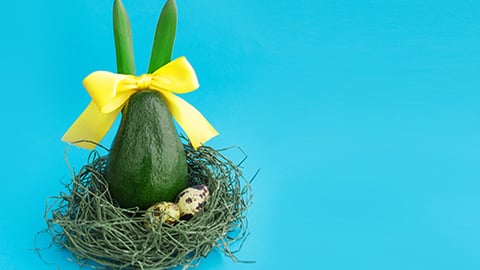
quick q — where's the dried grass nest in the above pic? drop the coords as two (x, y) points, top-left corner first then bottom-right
(43, 142), (254, 269)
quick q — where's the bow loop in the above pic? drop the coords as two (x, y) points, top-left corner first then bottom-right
(62, 57), (218, 150)
(150, 56), (199, 94)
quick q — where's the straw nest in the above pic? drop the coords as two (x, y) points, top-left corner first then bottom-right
(44, 143), (253, 269)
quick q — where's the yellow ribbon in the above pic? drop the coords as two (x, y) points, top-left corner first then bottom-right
(62, 56), (218, 150)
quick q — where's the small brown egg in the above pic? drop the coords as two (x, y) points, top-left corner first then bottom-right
(145, 201), (180, 228)
(175, 185), (209, 220)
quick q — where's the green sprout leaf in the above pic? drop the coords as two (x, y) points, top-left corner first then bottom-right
(113, 0), (135, 75)
(148, 0), (177, 73)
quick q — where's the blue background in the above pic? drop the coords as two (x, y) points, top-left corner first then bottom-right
(1, 0), (480, 269)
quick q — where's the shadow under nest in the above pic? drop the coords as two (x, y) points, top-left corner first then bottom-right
(44, 142), (253, 269)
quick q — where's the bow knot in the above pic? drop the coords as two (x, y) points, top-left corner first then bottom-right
(136, 74), (152, 90)
(62, 56), (218, 150)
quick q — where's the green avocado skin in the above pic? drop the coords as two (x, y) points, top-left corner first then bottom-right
(105, 90), (188, 209)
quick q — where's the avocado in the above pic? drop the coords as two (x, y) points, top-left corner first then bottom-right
(105, 0), (186, 209)
(104, 90), (188, 209)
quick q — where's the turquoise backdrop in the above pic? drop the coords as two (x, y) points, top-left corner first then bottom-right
(1, 0), (480, 269)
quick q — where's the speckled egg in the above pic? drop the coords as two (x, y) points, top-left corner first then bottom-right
(175, 185), (209, 220)
(145, 201), (180, 228)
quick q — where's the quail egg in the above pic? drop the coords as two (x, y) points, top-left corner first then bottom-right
(145, 201), (180, 228)
(175, 185), (209, 220)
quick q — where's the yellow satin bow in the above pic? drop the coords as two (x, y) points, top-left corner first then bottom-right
(62, 56), (218, 150)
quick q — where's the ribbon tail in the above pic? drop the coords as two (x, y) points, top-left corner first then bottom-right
(161, 91), (218, 149)
(61, 101), (121, 150)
